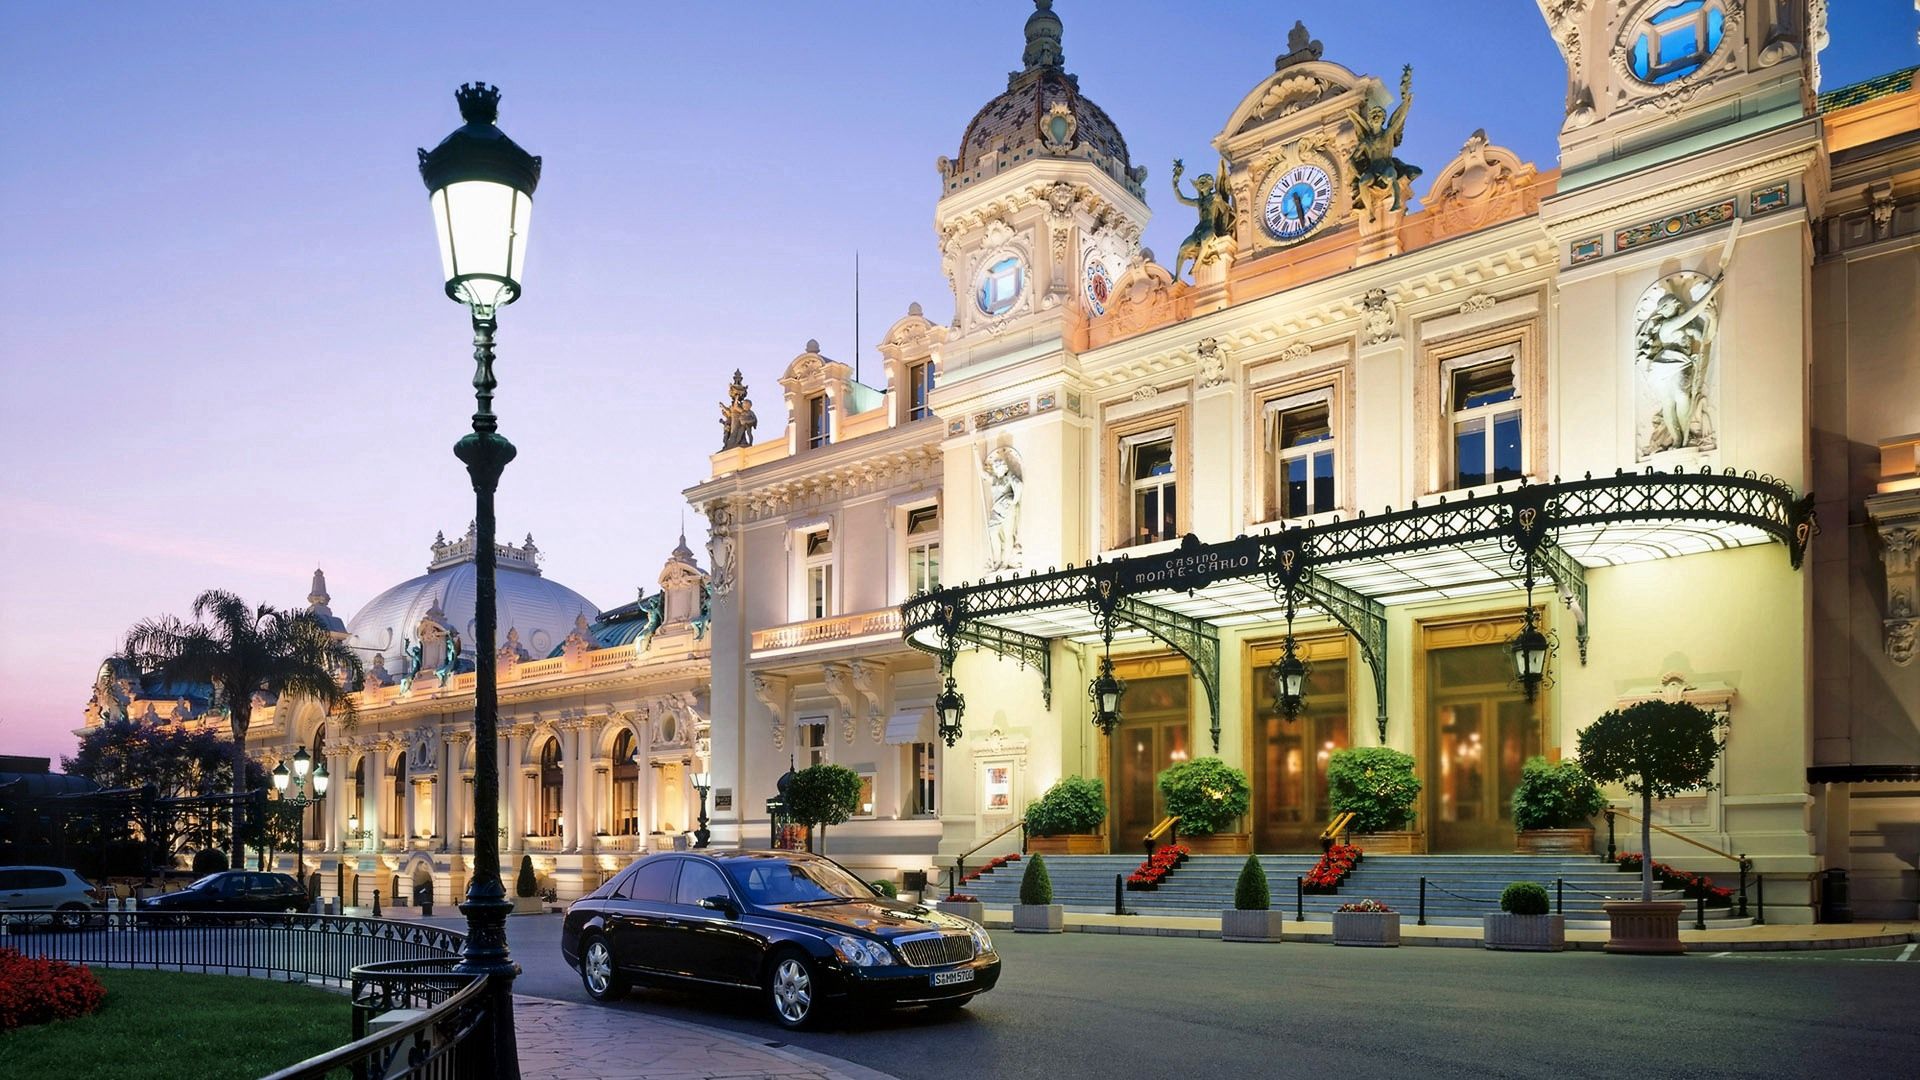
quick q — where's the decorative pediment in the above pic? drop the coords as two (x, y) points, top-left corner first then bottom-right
(1216, 58), (1369, 151)
(778, 340), (851, 391)
(878, 303), (947, 361)
(1423, 129), (1541, 235)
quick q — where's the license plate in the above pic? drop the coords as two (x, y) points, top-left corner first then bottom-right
(930, 968), (975, 987)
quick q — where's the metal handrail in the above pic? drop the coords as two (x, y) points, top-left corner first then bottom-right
(1605, 807), (1754, 919)
(1320, 811), (1357, 844)
(1143, 814), (1181, 855)
(948, 816), (1027, 896)
(265, 967), (490, 1080)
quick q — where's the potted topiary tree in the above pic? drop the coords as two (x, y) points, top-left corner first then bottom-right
(1013, 853), (1063, 933)
(1485, 881), (1564, 951)
(1331, 898), (1400, 946)
(1025, 776), (1108, 855)
(1157, 757), (1252, 854)
(785, 763), (863, 854)
(1511, 757), (1609, 854)
(1221, 855), (1285, 943)
(1577, 699), (1726, 955)
(1327, 747), (1425, 853)
(513, 854), (543, 915)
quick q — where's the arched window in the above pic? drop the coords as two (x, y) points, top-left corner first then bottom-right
(539, 738), (564, 836)
(1628, 1), (1726, 85)
(611, 730), (638, 836)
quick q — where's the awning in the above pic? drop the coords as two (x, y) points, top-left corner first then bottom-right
(1807, 764), (1920, 784)
(796, 714), (829, 727)
(884, 709), (933, 745)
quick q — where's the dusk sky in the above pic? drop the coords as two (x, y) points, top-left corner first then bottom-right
(2, 1), (1913, 765)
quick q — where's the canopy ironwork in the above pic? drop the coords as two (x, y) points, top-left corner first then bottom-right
(902, 468), (1814, 753)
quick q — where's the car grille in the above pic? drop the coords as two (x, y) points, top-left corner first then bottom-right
(898, 933), (974, 967)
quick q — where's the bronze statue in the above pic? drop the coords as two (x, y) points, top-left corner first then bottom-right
(1347, 65), (1420, 212)
(1171, 157), (1236, 281)
(719, 369), (757, 450)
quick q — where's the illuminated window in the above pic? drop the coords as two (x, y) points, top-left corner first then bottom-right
(1628, 0), (1726, 84)
(799, 720), (828, 768)
(1265, 391), (1337, 519)
(905, 505), (940, 596)
(804, 531), (833, 619)
(1449, 360), (1522, 489)
(911, 743), (938, 816)
(855, 771), (876, 818)
(907, 361), (936, 421)
(806, 393), (831, 449)
(1123, 430), (1177, 546)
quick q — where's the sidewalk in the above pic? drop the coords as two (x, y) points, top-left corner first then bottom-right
(974, 908), (1920, 951)
(514, 995), (899, 1080)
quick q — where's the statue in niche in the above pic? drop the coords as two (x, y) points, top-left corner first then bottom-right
(979, 444), (1025, 572)
(1348, 65), (1421, 213)
(719, 369), (757, 450)
(1633, 270), (1726, 455)
(1170, 157), (1236, 282)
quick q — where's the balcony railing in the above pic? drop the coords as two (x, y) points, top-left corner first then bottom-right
(522, 835), (561, 852)
(751, 608), (903, 655)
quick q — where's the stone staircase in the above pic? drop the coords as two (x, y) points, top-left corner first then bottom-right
(952, 853), (1749, 925)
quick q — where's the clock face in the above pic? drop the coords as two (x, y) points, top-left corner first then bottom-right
(1263, 163), (1335, 243)
(1083, 254), (1113, 316)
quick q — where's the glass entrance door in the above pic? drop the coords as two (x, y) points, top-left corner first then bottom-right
(1253, 656), (1350, 852)
(1109, 675), (1190, 843)
(1426, 641), (1541, 852)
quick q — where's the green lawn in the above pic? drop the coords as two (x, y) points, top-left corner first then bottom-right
(0, 968), (354, 1080)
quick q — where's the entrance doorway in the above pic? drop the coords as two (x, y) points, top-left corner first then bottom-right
(1421, 614), (1543, 852)
(1108, 665), (1191, 845)
(1251, 634), (1351, 852)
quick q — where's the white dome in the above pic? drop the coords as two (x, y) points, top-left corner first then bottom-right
(345, 530), (599, 669)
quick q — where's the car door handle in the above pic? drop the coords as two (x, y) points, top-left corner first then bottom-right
(662, 917), (684, 926)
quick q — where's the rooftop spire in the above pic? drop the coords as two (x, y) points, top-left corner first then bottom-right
(308, 568), (330, 607)
(1022, 0), (1064, 72)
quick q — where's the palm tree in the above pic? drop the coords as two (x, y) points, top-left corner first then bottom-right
(122, 589), (364, 867)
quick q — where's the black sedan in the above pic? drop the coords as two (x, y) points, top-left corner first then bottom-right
(562, 850), (999, 1029)
(138, 871), (310, 917)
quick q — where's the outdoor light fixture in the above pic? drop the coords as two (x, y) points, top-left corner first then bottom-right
(1270, 638), (1309, 722)
(271, 760), (290, 792)
(1088, 654), (1125, 735)
(935, 673), (966, 747)
(690, 771), (713, 849)
(347, 814), (360, 834)
(1508, 560), (1557, 703)
(312, 762), (329, 796)
(419, 83), (539, 1073)
(271, 748), (325, 890)
(418, 84), (540, 313)
(292, 745), (311, 778)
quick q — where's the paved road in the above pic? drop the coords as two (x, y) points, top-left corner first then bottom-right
(439, 915), (1919, 1080)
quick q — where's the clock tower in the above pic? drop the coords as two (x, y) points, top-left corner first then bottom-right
(933, 0), (1150, 376)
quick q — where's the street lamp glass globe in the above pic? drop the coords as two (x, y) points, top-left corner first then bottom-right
(272, 761), (290, 792)
(417, 83), (541, 311)
(691, 771), (712, 791)
(313, 763), (329, 795)
(292, 745), (311, 778)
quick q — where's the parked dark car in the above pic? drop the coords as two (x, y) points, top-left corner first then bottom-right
(561, 850), (998, 1029)
(137, 871), (310, 917)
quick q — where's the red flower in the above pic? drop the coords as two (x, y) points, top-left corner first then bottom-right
(0, 949), (106, 1030)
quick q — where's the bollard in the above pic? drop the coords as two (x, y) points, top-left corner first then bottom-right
(1695, 890), (1706, 931)
(1604, 808), (1617, 862)
(1114, 874), (1124, 916)
(1418, 877), (1427, 926)
(1295, 876), (1304, 923)
(373, 888), (381, 918)
(1737, 857), (1750, 920)
(1755, 875), (1765, 925)
(1556, 878), (1564, 916)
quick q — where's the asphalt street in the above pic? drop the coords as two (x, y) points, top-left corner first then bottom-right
(437, 915), (1920, 1080)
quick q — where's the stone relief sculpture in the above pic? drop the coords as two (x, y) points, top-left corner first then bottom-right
(704, 501), (737, 597)
(1424, 130), (1538, 236)
(1170, 157), (1237, 281)
(1359, 288), (1398, 345)
(980, 444), (1025, 572)
(719, 369), (757, 450)
(1537, 0), (1595, 130)
(1347, 66), (1420, 213)
(1196, 338), (1229, 389)
(1633, 270), (1726, 456)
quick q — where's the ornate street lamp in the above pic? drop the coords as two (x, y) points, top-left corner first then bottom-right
(420, 81), (539, 1078)
(1087, 655), (1124, 735)
(1508, 559), (1557, 703)
(935, 673), (966, 747)
(690, 770), (713, 849)
(1268, 585), (1309, 723)
(271, 746), (326, 892)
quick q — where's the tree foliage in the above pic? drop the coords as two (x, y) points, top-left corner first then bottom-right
(785, 764), (863, 833)
(1577, 700), (1726, 902)
(1024, 776), (1106, 836)
(62, 717), (274, 864)
(1500, 881), (1551, 916)
(1156, 757), (1251, 835)
(516, 855), (538, 898)
(1326, 747), (1422, 833)
(1510, 756), (1609, 832)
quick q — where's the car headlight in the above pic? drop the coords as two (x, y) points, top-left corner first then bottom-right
(830, 934), (893, 967)
(969, 924), (993, 955)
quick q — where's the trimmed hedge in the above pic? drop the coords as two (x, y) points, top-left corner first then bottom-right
(1500, 881), (1551, 916)
(1019, 854), (1054, 906)
(1233, 855), (1270, 911)
(1025, 776), (1106, 836)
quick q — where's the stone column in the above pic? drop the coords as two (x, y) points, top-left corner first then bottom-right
(500, 727), (519, 854)
(437, 734), (455, 852)
(369, 746), (390, 848)
(557, 722), (577, 853)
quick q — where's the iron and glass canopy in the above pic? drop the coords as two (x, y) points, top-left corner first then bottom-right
(902, 468), (1814, 753)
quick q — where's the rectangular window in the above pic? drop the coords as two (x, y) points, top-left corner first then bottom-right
(905, 504), (940, 596)
(1449, 360), (1522, 490)
(800, 721), (827, 768)
(1124, 431), (1177, 546)
(911, 743), (937, 816)
(907, 361), (935, 421)
(807, 393), (831, 449)
(1265, 393), (1337, 520)
(856, 771), (876, 817)
(804, 530), (833, 619)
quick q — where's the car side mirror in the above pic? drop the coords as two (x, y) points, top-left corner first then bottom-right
(699, 895), (738, 918)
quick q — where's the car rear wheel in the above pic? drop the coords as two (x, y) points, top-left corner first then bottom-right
(767, 951), (824, 1030)
(53, 904), (91, 931)
(579, 935), (627, 1003)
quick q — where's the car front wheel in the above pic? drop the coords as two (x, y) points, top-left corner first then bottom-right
(53, 904), (91, 931)
(767, 951), (824, 1030)
(579, 935), (627, 1003)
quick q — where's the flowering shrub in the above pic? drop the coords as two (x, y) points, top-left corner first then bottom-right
(1125, 844), (1190, 889)
(943, 893), (979, 903)
(1302, 844), (1363, 894)
(1616, 854), (1735, 906)
(1336, 898), (1394, 914)
(0, 948), (106, 1030)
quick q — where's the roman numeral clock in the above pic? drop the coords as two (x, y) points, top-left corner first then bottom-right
(1262, 159), (1337, 243)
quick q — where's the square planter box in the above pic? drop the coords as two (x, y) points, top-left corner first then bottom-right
(1332, 910), (1401, 947)
(1221, 909), (1287, 943)
(1348, 831), (1426, 854)
(1515, 828), (1594, 855)
(1182, 833), (1252, 855)
(1603, 900), (1686, 954)
(511, 895), (546, 915)
(1028, 833), (1105, 855)
(1013, 903), (1064, 933)
(1483, 912), (1566, 952)
(941, 900), (986, 924)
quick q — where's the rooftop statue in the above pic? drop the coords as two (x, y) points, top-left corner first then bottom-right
(719, 369), (757, 450)
(1171, 157), (1236, 282)
(1348, 65), (1420, 213)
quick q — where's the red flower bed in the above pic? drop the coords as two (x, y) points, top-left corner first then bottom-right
(0, 948), (106, 1030)
(944, 893), (979, 904)
(1302, 844), (1363, 894)
(1125, 844), (1190, 890)
(1617, 854), (1735, 906)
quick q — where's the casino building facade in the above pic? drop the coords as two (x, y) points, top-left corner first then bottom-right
(689, 2), (1920, 920)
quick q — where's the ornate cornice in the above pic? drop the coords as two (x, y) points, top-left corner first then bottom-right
(1541, 147), (1820, 242)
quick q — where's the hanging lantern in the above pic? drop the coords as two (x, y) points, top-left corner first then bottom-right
(1270, 638), (1308, 722)
(1087, 654), (1125, 734)
(1510, 616), (1552, 702)
(935, 674), (966, 747)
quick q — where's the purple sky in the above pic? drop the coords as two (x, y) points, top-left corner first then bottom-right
(2, 2), (1913, 766)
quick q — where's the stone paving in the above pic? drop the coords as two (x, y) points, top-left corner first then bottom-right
(514, 995), (898, 1080)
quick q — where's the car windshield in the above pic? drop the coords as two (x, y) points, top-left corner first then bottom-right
(189, 874), (226, 890)
(723, 857), (876, 906)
